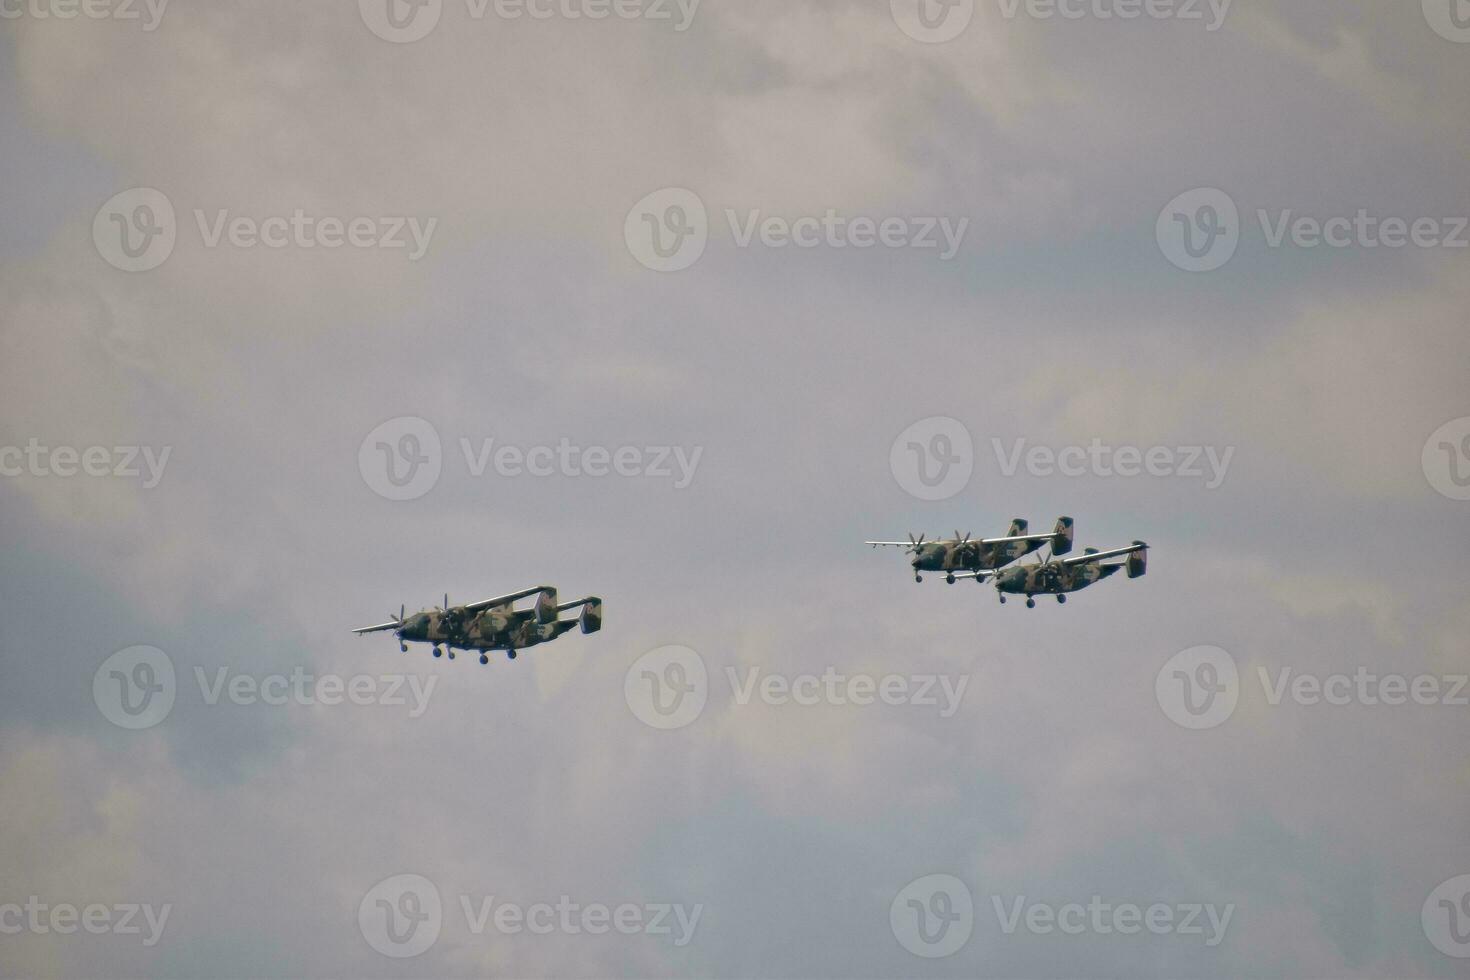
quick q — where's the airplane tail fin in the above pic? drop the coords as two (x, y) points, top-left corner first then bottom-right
(554, 597), (603, 635)
(1007, 518), (1029, 537)
(1127, 542), (1148, 579)
(1053, 517), (1075, 556)
(579, 598), (603, 635)
(536, 588), (559, 624)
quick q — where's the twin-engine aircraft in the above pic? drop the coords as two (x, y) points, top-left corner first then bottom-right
(956, 541), (1149, 607)
(352, 587), (602, 664)
(867, 517), (1074, 583)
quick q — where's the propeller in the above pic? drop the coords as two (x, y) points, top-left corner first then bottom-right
(907, 532), (927, 555)
(440, 593), (467, 633)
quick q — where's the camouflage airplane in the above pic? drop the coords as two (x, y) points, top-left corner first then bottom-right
(867, 517), (1075, 583)
(352, 587), (602, 664)
(956, 541), (1148, 607)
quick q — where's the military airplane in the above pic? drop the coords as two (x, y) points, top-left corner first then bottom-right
(956, 541), (1148, 607)
(352, 587), (602, 663)
(867, 518), (1075, 583)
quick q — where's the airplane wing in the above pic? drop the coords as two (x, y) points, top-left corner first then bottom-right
(351, 621), (401, 635)
(975, 532), (1054, 545)
(459, 586), (556, 614)
(952, 569), (999, 582)
(866, 530), (1060, 548)
(865, 536), (1041, 547)
(1057, 542), (1148, 566)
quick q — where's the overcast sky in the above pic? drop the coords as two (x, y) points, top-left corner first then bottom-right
(2, 1), (1468, 977)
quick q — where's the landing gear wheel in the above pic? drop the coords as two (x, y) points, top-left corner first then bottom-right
(1057, 595), (1066, 604)
(432, 647), (443, 658)
(1025, 597), (1036, 609)
(400, 643), (408, 653)
(479, 654), (489, 665)
(507, 650), (518, 660)
(447, 650), (455, 660)
(946, 574), (956, 585)
(915, 575), (923, 583)
(999, 595), (1007, 604)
